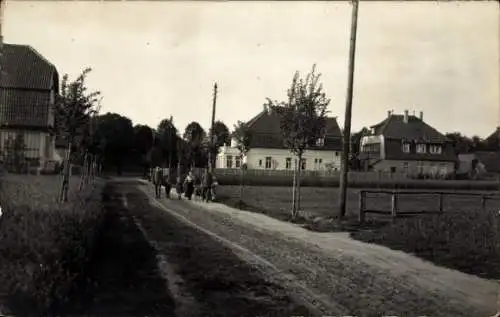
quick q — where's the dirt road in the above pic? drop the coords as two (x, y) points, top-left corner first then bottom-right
(74, 179), (498, 316)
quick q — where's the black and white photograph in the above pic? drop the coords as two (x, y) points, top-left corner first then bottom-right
(0, 0), (499, 316)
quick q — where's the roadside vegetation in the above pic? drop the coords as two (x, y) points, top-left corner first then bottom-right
(216, 185), (500, 280)
(0, 175), (105, 315)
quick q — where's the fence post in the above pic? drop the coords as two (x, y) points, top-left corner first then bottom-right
(391, 191), (398, 221)
(438, 192), (444, 213)
(358, 190), (365, 223)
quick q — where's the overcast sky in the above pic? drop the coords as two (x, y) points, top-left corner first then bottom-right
(3, 1), (499, 138)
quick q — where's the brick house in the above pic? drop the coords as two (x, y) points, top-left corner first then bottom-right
(0, 43), (59, 168)
(359, 110), (457, 177)
(216, 105), (343, 171)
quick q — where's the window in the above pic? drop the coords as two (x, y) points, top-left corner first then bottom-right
(226, 155), (233, 168)
(402, 143), (410, 153)
(318, 158), (322, 164)
(235, 156), (241, 168)
(416, 144), (426, 154)
(285, 157), (292, 169)
(335, 152), (339, 156)
(265, 156), (272, 169)
(258, 159), (263, 167)
(301, 159), (307, 170)
(390, 166), (396, 173)
(316, 138), (325, 147)
(429, 145), (442, 154)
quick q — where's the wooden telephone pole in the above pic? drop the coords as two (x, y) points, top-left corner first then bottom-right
(208, 83), (217, 172)
(338, 0), (359, 219)
(168, 115), (173, 169)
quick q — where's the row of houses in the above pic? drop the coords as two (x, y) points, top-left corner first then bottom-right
(216, 108), (500, 178)
(0, 42), (499, 178)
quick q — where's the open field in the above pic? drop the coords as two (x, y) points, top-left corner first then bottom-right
(0, 174), (105, 315)
(1, 174), (82, 208)
(217, 185), (500, 280)
(217, 185), (500, 221)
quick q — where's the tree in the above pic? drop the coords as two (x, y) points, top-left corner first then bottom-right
(232, 121), (252, 199)
(55, 68), (101, 202)
(157, 117), (178, 168)
(445, 132), (475, 154)
(134, 124), (155, 178)
(183, 121), (206, 168)
(4, 133), (27, 173)
(95, 113), (135, 175)
(78, 98), (103, 190)
(206, 120), (231, 168)
(267, 64), (330, 219)
(350, 127), (370, 170)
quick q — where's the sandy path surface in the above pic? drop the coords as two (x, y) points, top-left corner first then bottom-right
(137, 182), (499, 316)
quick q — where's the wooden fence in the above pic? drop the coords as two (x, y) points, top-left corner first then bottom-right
(358, 190), (500, 223)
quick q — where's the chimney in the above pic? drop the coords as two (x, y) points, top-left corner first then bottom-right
(387, 110), (391, 118)
(403, 110), (409, 123)
(419, 111), (423, 121)
(263, 104), (268, 112)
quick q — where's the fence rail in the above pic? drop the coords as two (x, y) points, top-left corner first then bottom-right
(358, 190), (500, 223)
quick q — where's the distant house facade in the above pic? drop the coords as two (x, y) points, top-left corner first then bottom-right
(0, 43), (59, 167)
(216, 105), (343, 171)
(359, 110), (457, 177)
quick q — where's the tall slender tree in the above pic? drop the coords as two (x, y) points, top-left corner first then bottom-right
(268, 64), (330, 219)
(55, 68), (101, 202)
(232, 121), (252, 199)
(183, 121), (206, 169)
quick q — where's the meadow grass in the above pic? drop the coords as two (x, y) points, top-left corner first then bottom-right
(0, 174), (105, 315)
(217, 185), (500, 279)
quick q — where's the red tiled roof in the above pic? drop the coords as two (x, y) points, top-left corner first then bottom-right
(0, 43), (58, 130)
(371, 114), (449, 143)
(244, 108), (343, 151)
(1, 44), (58, 90)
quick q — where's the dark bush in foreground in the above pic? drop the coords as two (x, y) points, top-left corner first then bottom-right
(351, 210), (500, 279)
(0, 180), (105, 315)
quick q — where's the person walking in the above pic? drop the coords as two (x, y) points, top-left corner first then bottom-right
(152, 166), (164, 198)
(202, 169), (213, 202)
(163, 168), (172, 198)
(175, 176), (183, 200)
(183, 170), (195, 200)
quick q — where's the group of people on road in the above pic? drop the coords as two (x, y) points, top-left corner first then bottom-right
(149, 166), (218, 202)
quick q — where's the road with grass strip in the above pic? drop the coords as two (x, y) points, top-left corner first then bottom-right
(64, 179), (498, 317)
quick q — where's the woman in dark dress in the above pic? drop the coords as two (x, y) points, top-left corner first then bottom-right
(183, 171), (195, 200)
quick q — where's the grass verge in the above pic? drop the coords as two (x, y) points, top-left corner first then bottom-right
(217, 186), (500, 280)
(0, 175), (106, 316)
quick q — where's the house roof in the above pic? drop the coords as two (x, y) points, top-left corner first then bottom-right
(0, 44), (58, 90)
(244, 108), (343, 151)
(370, 114), (449, 143)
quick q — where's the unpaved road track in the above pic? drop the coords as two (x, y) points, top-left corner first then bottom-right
(75, 179), (498, 317)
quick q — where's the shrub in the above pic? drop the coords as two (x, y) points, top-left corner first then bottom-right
(0, 178), (105, 315)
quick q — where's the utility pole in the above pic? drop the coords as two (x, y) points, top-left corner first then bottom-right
(338, 0), (359, 219)
(168, 115), (173, 170)
(208, 82), (217, 172)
